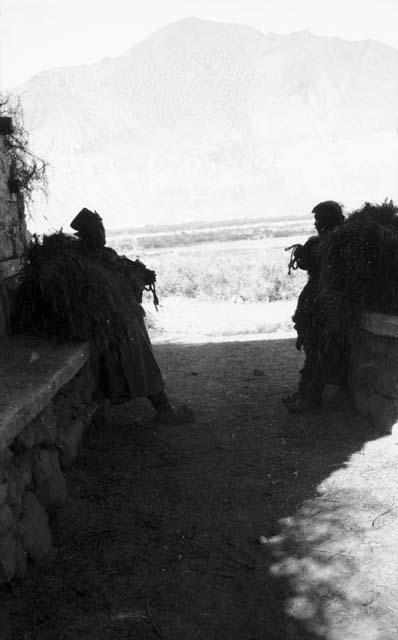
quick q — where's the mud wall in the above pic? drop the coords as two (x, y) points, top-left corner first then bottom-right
(350, 312), (398, 433)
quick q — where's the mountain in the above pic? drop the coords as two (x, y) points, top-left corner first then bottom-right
(16, 17), (398, 231)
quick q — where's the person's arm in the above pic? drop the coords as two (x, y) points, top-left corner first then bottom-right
(294, 237), (319, 272)
(119, 256), (158, 306)
(294, 244), (309, 270)
(285, 236), (319, 274)
(119, 256), (155, 285)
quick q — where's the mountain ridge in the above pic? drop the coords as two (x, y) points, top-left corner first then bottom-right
(14, 17), (398, 231)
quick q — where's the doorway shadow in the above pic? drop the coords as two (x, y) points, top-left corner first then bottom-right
(152, 337), (391, 639)
(2, 336), (393, 640)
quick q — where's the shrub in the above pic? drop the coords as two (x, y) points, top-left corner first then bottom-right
(0, 95), (48, 212)
(145, 249), (306, 303)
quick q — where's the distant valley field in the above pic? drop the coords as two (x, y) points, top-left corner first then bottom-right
(107, 217), (309, 340)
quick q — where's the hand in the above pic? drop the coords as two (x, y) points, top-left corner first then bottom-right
(145, 268), (156, 285)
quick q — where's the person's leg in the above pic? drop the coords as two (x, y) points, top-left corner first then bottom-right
(285, 345), (324, 413)
(282, 349), (311, 405)
(147, 391), (172, 412)
(283, 294), (313, 406)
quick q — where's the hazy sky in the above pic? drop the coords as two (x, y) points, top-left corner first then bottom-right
(1, 0), (398, 88)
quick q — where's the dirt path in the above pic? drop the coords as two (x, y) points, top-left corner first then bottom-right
(2, 338), (398, 639)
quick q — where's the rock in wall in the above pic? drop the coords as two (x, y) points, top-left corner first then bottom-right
(0, 363), (98, 582)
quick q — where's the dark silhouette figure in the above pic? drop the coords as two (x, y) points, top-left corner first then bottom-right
(283, 201), (345, 413)
(70, 208), (195, 424)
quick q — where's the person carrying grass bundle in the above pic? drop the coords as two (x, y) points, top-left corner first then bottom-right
(15, 208), (194, 425)
(283, 201), (345, 413)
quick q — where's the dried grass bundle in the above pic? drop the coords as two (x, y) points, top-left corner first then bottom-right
(13, 232), (141, 354)
(316, 200), (398, 349)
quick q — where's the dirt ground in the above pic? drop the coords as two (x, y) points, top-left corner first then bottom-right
(2, 337), (398, 640)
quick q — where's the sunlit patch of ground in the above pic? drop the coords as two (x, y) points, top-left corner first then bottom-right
(145, 296), (296, 343)
(268, 424), (398, 640)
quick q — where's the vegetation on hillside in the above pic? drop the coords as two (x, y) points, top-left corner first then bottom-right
(110, 224), (311, 254)
(107, 222), (310, 304)
(0, 95), (48, 212)
(141, 248), (307, 303)
(107, 215), (308, 237)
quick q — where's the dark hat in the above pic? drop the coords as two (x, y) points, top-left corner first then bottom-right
(70, 208), (103, 236)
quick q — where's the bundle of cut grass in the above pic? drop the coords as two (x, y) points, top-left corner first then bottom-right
(13, 232), (142, 354)
(316, 200), (398, 350)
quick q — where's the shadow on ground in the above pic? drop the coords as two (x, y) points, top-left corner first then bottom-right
(1, 338), (391, 639)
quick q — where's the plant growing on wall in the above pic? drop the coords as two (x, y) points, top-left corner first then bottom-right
(0, 95), (48, 213)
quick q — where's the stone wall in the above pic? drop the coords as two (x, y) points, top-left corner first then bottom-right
(349, 312), (398, 433)
(0, 118), (27, 337)
(0, 117), (101, 585)
(0, 138), (26, 261)
(0, 342), (96, 583)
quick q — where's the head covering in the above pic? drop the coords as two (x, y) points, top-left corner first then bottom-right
(312, 201), (344, 233)
(70, 208), (106, 249)
(70, 208), (103, 233)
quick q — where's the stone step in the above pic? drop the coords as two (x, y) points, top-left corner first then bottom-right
(0, 336), (89, 450)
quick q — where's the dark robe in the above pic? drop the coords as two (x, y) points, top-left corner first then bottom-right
(90, 247), (165, 403)
(292, 235), (347, 400)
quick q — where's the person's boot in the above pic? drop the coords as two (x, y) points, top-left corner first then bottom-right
(148, 392), (195, 425)
(282, 377), (307, 406)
